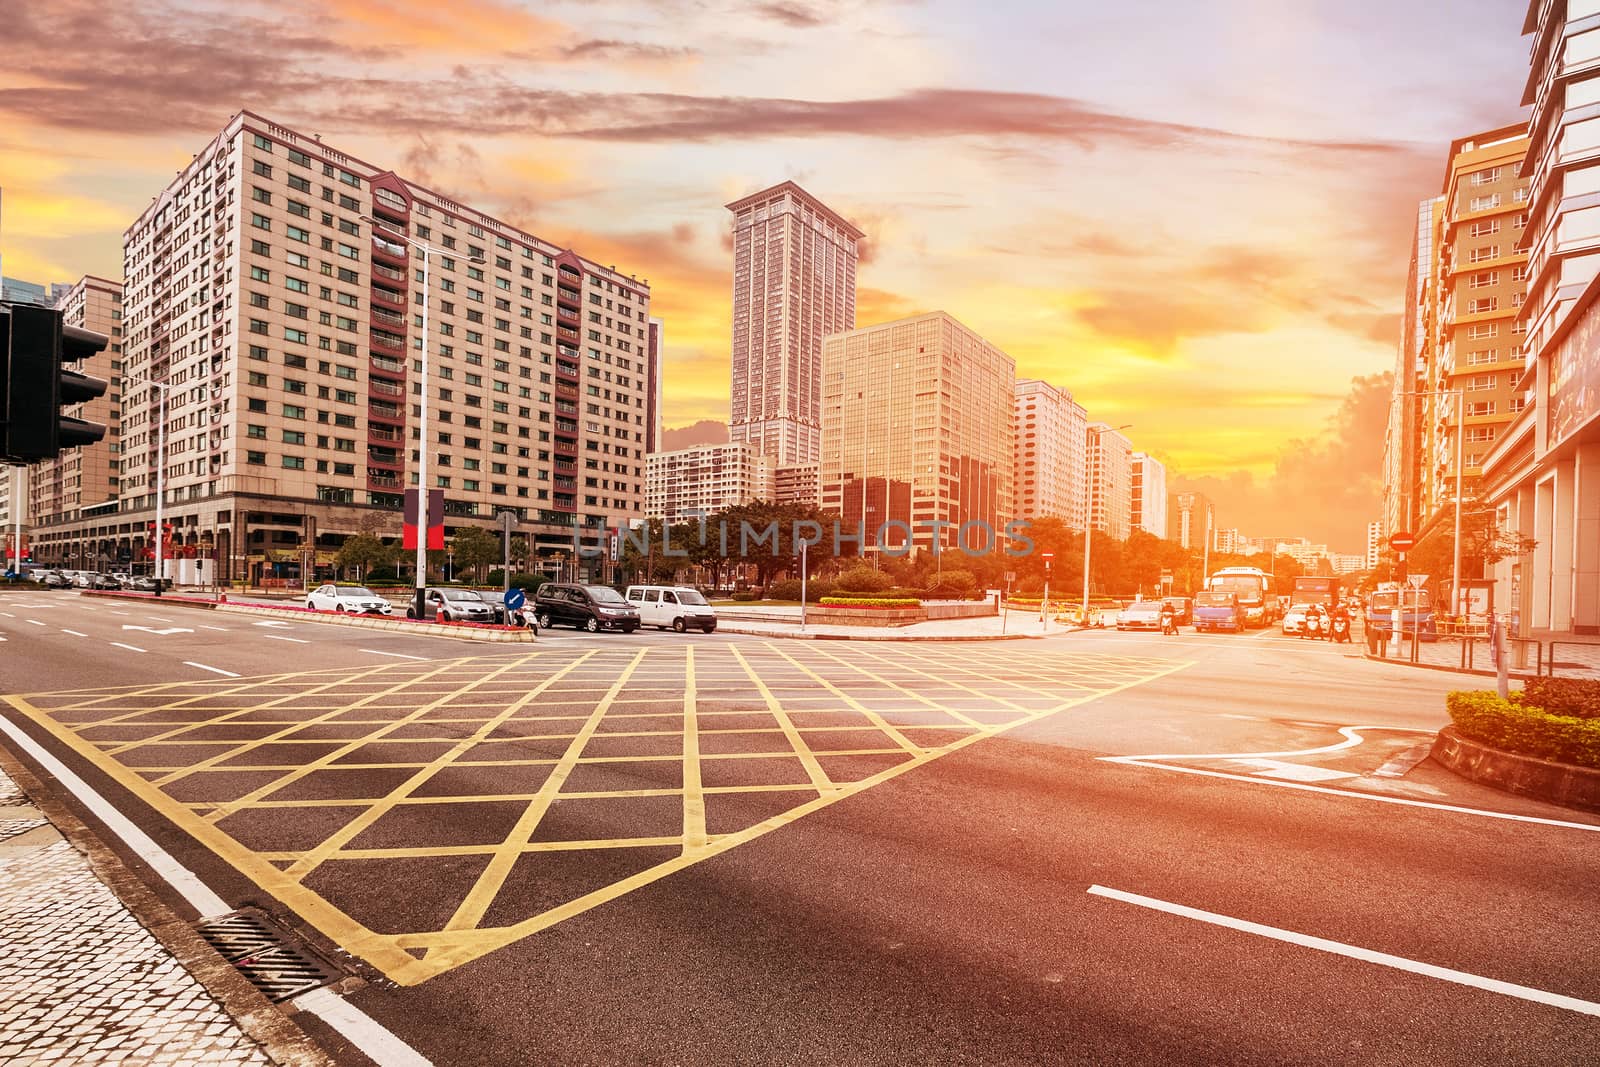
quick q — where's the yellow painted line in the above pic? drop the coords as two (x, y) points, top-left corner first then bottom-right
(762, 643), (923, 756)
(728, 646), (834, 795)
(280, 652), (601, 881)
(681, 647), (707, 852)
(443, 647), (650, 934)
(258, 836), (688, 862)
(811, 645), (1005, 725)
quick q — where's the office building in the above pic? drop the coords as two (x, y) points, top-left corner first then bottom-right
(820, 312), (1014, 555)
(1479, 5), (1600, 633)
(1383, 197), (1442, 537)
(1366, 520), (1382, 568)
(0, 276), (73, 307)
(774, 463), (820, 508)
(27, 277), (126, 568)
(1086, 423), (1133, 540)
(30, 112), (652, 581)
(645, 441), (773, 521)
(727, 181), (862, 466)
(1013, 379), (1087, 529)
(1170, 492), (1214, 552)
(1131, 452), (1168, 538)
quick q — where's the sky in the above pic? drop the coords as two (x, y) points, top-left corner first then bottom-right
(0, 0), (1532, 552)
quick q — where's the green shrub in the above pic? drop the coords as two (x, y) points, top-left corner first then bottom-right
(818, 596), (921, 608)
(365, 567), (398, 582)
(1521, 678), (1600, 720)
(768, 578), (803, 601)
(732, 591), (759, 602)
(1447, 690), (1600, 768)
(923, 571), (979, 599)
(500, 572), (547, 594)
(833, 567), (893, 594)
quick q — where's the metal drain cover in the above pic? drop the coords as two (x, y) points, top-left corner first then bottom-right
(195, 908), (343, 1002)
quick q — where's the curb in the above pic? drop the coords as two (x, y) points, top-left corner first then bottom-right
(1431, 725), (1600, 814)
(1362, 649), (1540, 681)
(714, 625), (1042, 642)
(0, 735), (333, 1067)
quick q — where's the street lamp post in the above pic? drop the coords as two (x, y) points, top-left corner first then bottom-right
(359, 215), (484, 621)
(123, 373), (172, 596)
(1083, 423), (1133, 626)
(1398, 389), (1466, 617)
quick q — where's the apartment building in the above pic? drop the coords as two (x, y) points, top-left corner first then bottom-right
(1012, 378), (1087, 529)
(1086, 423), (1133, 541)
(1130, 452), (1168, 539)
(1478, 3), (1600, 634)
(645, 317), (664, 454)
(773, 463), (820, 508)
(820, 312), (1014, 555)
(27, 277), (125, 565)
(645, 442), (774, 521)
(31, 112), (654, 581)
(1383, 197), (1442, 537)
(1170, 492), (1214, 552)
(728, 181), (862, 466)
(1366, 519), (1383, 568)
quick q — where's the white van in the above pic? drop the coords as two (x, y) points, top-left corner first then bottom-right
(624, 585), (718, 633)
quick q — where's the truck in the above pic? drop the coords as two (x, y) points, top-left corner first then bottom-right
(1291, 576), (1342, 609)
(1205, 567), (1278, 628)
(1365, 588), (1438, 643)
(1192, 590), (1242, 633)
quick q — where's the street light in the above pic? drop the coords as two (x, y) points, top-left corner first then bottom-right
(122, 372), (173, 596)
(358, 215), (485, 620)
(1083, 423), (1133, 626)
(1396, 388), (1466, 617)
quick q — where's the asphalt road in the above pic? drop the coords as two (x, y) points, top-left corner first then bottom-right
(2, 589), (1597, 1065)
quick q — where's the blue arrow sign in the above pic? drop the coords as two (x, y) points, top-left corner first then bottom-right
(504, 587), (527, 612)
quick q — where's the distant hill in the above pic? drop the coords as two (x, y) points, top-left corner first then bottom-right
(661, 419), (729, 451)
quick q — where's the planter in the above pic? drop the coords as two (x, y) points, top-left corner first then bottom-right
(1432, 725), (1600, 814)
(808, 606), (925, 627)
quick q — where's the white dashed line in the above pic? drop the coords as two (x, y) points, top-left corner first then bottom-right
(198, 625), (229, 632)
(109, 642), (146, 653)
(61, 629), (87, 637)
(25, 619), (45, 626)
(184, 661), (240, 678)
(261, 634), (309, 644)
(145, 616), (175, 623)
(0, 612), (13, 618)
(1088, 885), (1600, 1017)
(359, 649), (428, 660)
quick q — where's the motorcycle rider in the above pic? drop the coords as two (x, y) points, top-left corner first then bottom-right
(1330, 601), (1352, 644)
(1159, 600), (1178, 636)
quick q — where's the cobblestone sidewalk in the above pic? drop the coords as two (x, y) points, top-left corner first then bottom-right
(0, 767), (275, 1066)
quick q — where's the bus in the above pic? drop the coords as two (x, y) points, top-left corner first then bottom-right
(1205, 567), (1278, 628)
(1291, 576), (1341, 608)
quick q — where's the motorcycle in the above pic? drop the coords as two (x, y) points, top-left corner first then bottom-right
(1160, 613), (1178, 636)
(1331, 615), (1351, 644)
(1302, 613), (1323, 640)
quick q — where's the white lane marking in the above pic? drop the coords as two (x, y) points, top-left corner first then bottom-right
(1088, 885), (1600, 1017)
(108, 610), (129, 616)
(1231, 758), (1357, 783)
(1218, 713), (1259, 721)
(122, 625), (194, 636)
(1103, 724), (1429, 764)
(61, 629), (87, 637)
(252, 620), (291, 629)
(292, 987), (434, 1067)
(109, 642), (147, 653)
(1371, 742), (1436, 780)
(0, 635), (7, 642)
(0, 702), (434, 1067)
(25, 619), (45, 626)
(261, 634), (309, 644)
(0, 611), (12, 617)
(198, 625), (229, 632)
(184, 662), (240, 678)
(145, 616), (175, 623)
(360, 649), (428, 660)
(0, 710), (228, 915)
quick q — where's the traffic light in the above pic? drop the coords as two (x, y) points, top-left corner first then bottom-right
(1, 302), (110, 463)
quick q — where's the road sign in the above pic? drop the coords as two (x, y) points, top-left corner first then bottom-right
(1389, 532), (1415, 552)
(504, 587), (526, 612)
(1407, 573), (1429, 589)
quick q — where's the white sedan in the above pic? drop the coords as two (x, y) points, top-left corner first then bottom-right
(1281, 603), (1319, 635)
(306, 584), (394, 615)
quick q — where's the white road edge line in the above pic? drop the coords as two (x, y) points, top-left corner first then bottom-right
(61, 629), (87, 637)
(260, 635), (309, 644)
(0, 712), (228, 914)
(0, 704), (435, 1067)
(183, 662), (240, 678)
(1087, 885), (1600, 1017)
(359, 649), (428, 661)
(292, 987), (434, 1067)
(109, 642), (146, 653)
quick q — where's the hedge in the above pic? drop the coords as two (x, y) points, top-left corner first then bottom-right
(1446, 690), (1600, 769)
(1521, 678), (1600, 720)
(818, 596), (921, 609)
(767, 578), (835, 602)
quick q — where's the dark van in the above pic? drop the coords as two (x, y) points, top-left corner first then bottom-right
(534, 583), (641, 633)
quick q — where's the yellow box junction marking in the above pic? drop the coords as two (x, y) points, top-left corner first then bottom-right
(4, 644), (1189, 984)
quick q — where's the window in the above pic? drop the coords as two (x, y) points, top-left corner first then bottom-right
(252, 187), (271, 204)
(288, 147), (311, 167)
(246, 450), (267, 465)
(285, 276), (308, 293)
(1470, 167), (1502, 186)
(1467, 323), (1499, 340)
(1467, 297), (1498, 314)
(1469, 245), (1499, 263)
(251, 239), (271, 256)
(286, 250), (309, 268)
(284, 404), (307, 419)
(287, 199), (311, 218)
(252, 160), (272, 178)
(252, 133), (272, 152)
(283, 429), (306, 444)
(1469, 271), (1499, 289)
(1466, 426), (1497, 443)
(286, 224), (310, 244)
(283, 455), (306, 470)
(1466, 401), (1496, 417)
(246, 425), (267, 439)
(1469, 194), (1501, 212)
(284, 327), (308, 344)
(251, 213), (271, 231)
(1469, 219), (1500, 238)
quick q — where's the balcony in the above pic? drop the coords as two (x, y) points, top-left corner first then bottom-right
(368, 424), (402, 445)
(370, 285), (407, 311)
(371, 237), (408, 267)
(370, 328), (406, 355)
(371, 306), (406, 328)
(370, 378), (404, 399)
(367, 472), (402, 491)
(368, 446), (403, 468)
(372, 261), (407, 283)
(370, 353), (405, 377)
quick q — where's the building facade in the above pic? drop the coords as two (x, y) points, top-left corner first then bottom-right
(27, 276), (125, 563)
(31, 112), (653, 581)
(1130, 452), (1168, 538)
(1170, 492), (1214, 552)
(727, 181), (862, 466)
(773, 463), (820, 508)
(1384, 197), (1442, 537)
(1012, 378), (1087, 530)
(645, 317), (664, 455)
(1366, 519), (1383, 568)
(820, 312), (1014, 555)
(1086, 423), (1133, 540)
(1477, 3), (1600, 633)
(645, 442), (774, 521)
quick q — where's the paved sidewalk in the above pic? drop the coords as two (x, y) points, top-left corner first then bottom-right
(716, 605), (1072, 640)
(0, 768), (277, 1067)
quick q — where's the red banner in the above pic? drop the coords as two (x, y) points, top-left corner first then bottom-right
(402, 488), (446, 550)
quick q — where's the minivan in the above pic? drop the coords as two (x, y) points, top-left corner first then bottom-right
(625, 585), (718, 633)
(534, 583), (641, 633)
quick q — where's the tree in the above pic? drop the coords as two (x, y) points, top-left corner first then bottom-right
(451, 526), (500, 583)
(335, 533), (393, 580)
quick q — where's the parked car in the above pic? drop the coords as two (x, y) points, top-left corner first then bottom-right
(407, 587), (498, 623)
(1193, 591), (1242, 633)
(126, 575), (169, 592)
(535, 583), (640, 633)
(72, 572), (119, 590)
(625, 585), (718, 632)
(306, 584), (395, 615)
(1116, 599), (1164, 631)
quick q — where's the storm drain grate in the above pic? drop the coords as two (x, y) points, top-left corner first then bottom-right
(194, 908), (343, 1002)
